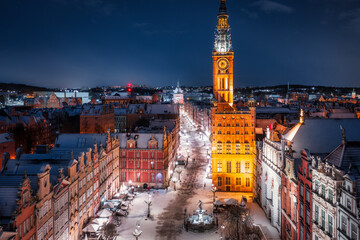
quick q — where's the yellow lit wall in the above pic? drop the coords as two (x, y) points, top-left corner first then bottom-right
(211, 107), (256, 193)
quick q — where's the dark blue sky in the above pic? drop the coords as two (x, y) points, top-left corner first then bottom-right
(0, 0), (360, 88)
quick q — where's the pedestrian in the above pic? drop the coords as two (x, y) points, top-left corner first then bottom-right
(203, 182), (206, 189)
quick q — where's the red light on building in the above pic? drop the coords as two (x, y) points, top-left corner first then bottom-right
(127, 83), (132, 92)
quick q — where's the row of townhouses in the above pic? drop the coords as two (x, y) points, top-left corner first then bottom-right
(258, 117), (360, 240)
(0, 122), (179, 240)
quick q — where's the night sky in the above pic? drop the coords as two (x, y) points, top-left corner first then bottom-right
(0, 0), (360, 88)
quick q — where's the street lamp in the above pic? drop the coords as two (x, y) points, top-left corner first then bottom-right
(144, 194), (152, 218)
(220, 224), (225, 239)
(176, 168), (183, 183)
(132, 222), (142, 240)
(211, 186), (217, 203)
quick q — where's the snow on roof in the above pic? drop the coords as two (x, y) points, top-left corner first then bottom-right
(328, 113), (356, 119)
(2, 153), (70, 186)
(285, 119), (360, 157)
(0, 133), (13, 143)
(110, 92), (128, 97)
(81, 104), (112, 116)
(255, 119), (277, 130)
(0, 185), (18, 219)
(256, 107), (299, 114)
(284, 123), (302, 142)
(118, 133), (164, 149)
(148, 119), (176, 131)
(54, 134), (108, 151)
(114, 108), (127, 115)
(127, 104), (179, 115)
(325, 142), (360, 171)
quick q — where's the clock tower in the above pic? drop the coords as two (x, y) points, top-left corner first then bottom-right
(211, 0), (256, 195)
(213, 0), (234, 105)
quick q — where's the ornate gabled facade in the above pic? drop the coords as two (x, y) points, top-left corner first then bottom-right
(337, 169), (360, 240)
(260, 136), (285, 232)
(67, 159), (79, 240)
(0, 133), (120, 240)
(281, 154), (298, 240)
(312, 157), (342, 240)
(36, 165), (54, 240)
(311, 128), (360, 240)
(53, 170), (69, 240)
(334, 140), (360, 240)
(297, 149), (313, 240)
(14, 172), (37, 240)
(105, 132), (120, 200)
(211, 0), (256, 194)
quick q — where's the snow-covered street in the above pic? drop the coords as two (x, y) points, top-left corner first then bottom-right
(116, 113), (280, 240)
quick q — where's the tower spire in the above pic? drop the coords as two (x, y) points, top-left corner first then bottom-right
(213, 0), (233, 105)
(219, 0), (228, 15)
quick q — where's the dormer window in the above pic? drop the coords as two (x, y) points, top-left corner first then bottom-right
(148, 139), (158, 149)
(127, 139), (136, 148)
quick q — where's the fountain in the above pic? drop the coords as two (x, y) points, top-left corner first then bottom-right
(185, 200), (215, 232)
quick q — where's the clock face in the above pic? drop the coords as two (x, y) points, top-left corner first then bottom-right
(217, 58), (230, 71)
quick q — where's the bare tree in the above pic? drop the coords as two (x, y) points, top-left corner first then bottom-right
(219, 204), (259, 240)
(98, 222), (117, 240)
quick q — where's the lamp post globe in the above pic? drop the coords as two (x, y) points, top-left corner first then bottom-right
(132, 223), (142, 240)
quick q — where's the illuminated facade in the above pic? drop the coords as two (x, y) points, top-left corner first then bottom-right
(212, 0), (233, 105)
(211, 0), (256, 194)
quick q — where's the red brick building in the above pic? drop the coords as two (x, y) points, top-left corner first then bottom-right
(80, 105), (114, 133)
(46, 93), (61, 109)
(281, 155), (298, 240)
(119, 132), (171, 188)
(126, 104), (179, 132)
(297, 149), (313, 240)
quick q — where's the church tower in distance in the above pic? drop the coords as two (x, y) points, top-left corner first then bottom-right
(211, 0), (256, 196)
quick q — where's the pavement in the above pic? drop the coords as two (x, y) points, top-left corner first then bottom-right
(116, 112), (280, 240)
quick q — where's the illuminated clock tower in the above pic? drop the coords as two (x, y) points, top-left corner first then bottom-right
(211, 0), (256, 195)
(213, 0), (234, 105)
